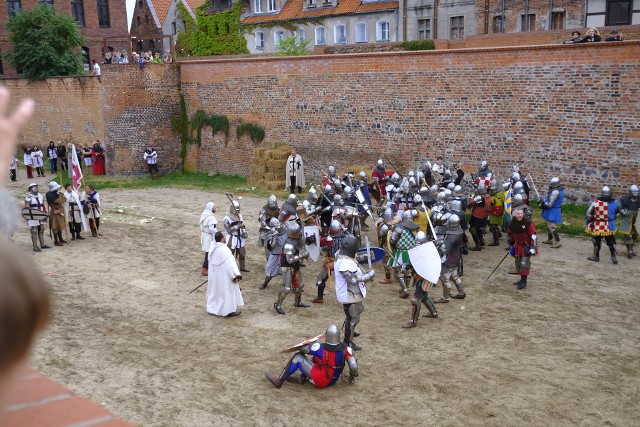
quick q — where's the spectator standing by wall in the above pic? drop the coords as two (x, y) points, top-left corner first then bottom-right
(83, 145), (93, 172)
(604, 30), (623, 42)
(31, 145), (44, 177)
(9, 154), (18, 182)
(562, 31), (581, 44)
(91, 141), (106, 175)
(91, 59), (101, 77)
(144, 145), (159, 176)
(163, 50), (173, 64)
(56, 141), (67, 173)
(47, 141), (57, 174)
(579, 27), (601, 43)
(23, 146), (33, 179)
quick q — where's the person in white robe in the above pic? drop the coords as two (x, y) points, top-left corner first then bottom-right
(285, 148), (305, 194)
(200, 202), (218, 276)
(207, 231), (244, 317)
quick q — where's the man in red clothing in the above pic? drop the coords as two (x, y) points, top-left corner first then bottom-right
(507, 206), (538, 290)
(266, 325), (358, 388)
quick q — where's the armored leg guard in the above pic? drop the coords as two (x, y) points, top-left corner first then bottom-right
(402, 298), (420, 328)
(626, 244), (635, 259)
(397, 276), (410, 298)
(450, 276), (466, 299)
(259, 276), (272, 290)
(587, 239), (600, 262)
(294, 292), (310, 308)
(266, 358), (294, 389)
(30, 227), (40, 252)
(274, 292), (288, 315)
(38, 227), (50, 249)
(343, 303), (363, 350)
(609, 245), (618, 265)
(312, 282), (325, 303)
(424, 296), (438, 317)
(435, 283), (450, 303)
(542, 231), (553, 244)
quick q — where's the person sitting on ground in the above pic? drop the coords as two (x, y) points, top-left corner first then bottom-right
(604, 29), (623, 42)
(562, 31), (582, 44)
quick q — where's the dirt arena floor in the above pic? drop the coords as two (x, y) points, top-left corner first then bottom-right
(7, 183), (640, 426)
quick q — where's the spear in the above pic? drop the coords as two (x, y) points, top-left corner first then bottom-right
(188, 279), (208, 295)
(484, 251), (511, 283)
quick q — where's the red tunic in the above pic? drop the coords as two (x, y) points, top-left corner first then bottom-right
(507, 220), (537, 257)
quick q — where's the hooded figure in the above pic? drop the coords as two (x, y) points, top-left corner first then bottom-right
(199, 202), (218, 275)
(206, 232), (243, 317)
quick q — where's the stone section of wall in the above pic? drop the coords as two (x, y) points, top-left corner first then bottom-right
(0, 76), (105, 149)
(180, 42), (640, 201)
(101, 63), (182, 175)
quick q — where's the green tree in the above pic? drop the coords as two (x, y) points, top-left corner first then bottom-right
(276, 35), (311, 57)
(3, 5), (85, 81)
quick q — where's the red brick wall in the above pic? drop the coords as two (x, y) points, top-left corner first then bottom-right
(179, 41), (640, 201)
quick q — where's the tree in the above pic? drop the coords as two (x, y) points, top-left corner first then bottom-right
(3, 6), (85, 81)
(276, 35), (311, 57)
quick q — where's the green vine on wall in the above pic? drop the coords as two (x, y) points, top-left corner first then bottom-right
(170, 94), (194, 172)
(236, 122), (265, 144)
(175, 1), (249, 57)
(191, 110), (230, 145)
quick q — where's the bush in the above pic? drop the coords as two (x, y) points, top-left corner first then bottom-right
(400, 39), (435, 51)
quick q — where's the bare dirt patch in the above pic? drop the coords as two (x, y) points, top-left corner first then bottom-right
(8, 183), (640, 426)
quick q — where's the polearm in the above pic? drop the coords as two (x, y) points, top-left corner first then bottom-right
(484, 251), (511, 283)
(188, 279), (208, 295)
(527, 173), (542, 202)
(382, 154), (404, 178)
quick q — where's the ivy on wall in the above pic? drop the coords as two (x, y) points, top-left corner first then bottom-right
(175, 1), (249, 56)
(236, 122), (265, 144)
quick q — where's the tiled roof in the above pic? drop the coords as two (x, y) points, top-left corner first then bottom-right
(149, 0), (171, 26)
(183, 0), (208, 17)
(241, 0), (398, 25)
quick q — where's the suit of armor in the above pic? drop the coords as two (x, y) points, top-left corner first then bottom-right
(436, 215), (466, 303)
(274, 223), (310, 314)
(223, 202), (248, 272)
(260, 218), (287, 290)
(585, 187), (619, 264)
(540, 178), (564, 248)
(24, 185), (50, 252)
(507, 207), (538, 289)
(258, 196), (280, 249)
(387, 212), (418, 298)
(619, 185), (639, 258)
(313, 221), (346, 303)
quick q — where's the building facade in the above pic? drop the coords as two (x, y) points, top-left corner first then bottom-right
(0, 0), (128, 77)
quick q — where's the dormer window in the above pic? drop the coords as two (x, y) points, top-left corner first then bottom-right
(255, 0), (262, 13)
(308, 0), (316, 6)
(267, 0), (276, 12)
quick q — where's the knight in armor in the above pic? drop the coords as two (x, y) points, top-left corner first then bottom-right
(335, 235), (375, 351)
(511, 194), (532, 220)
(477, 161), (492, 178)
(302, 188), (322, 226)
(372, 159), (390, 212)
(540, 177), (564, 249)
(435, 213), (466, 303)
(199, 202), (218, 276)
(619, 185), (639, 258)
(278, 193), (300, 225)
(63, 183), (86, 241)
(322, 166), (341, 192)
(45, 182), (68, 247)
(24, 183), (51, 252)
(402, 232), (438, 328)
(223, 200), (249, 272)
(412, 194), (430, 234)
(451, 185), (469, 272)
(274, 222), (311, 314)
(319, 185), (334, 234)
(512, 181), (529, 205)
(265, 324), (358, 388)
(385, 173), (401, 207)
(586, 186), (620, 264)
(430, 192), (449, 240)
(468, 186), (490, 251)
(387, 210), (419, 298)
(488, 179), (505, 246)
(507, 205), (538, 290)
(441, 169), (453, 189)
(258, 195), (280, 249)
(313, 220), (347, 303)
(260, 218), (287, 290)
(421, 185), (438, 209)
(355, 171), (373, 230)
(376, 208), (398, 284)
(511, 172), (530, 199)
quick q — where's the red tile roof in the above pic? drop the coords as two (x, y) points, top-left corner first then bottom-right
(183, 0), (208, 17)
(242, 0), (398, 24)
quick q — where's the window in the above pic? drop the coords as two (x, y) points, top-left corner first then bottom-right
(315, 26), (326, 45)
(97, 0), (110, 28)
(81, 47), (90, 72)
(308, 0), (316, 6)
(136, 16), (141, 26)
(149, 39), (155, 51)
(7, 0), (21, 17)
(450, 16), (464, 39)
(296, 28), (305, 43)
(551, 11), (564, 29)
(274, 30), (284, 46)
(172, 21), (176, 34)
(417, 18), (430, 39)
(254, 0), (261, 13)
(356, 22), (367, 43)
(335, 25), (346, 44)
(606, 0), (631, 25)
(520, 13), (535, 31)
(267, 0), (275, 12)
(492, 16), (504, 33)
(145, 14), (150, 25)
(377, 21), (390, 41)
(38, 0), (54, 6)
(71, 0), (85, 26)
(255, 31), (264, 49)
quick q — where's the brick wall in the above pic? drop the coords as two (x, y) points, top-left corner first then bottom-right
(179, 41), (640, 201)
(101, 63), (182, 175)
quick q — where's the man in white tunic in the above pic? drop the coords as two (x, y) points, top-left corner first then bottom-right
(285, 148), (305, 194)
(207, 231), (244, 317)
(199, 202), (218, 276)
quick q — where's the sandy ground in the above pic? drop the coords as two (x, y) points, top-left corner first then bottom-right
(6, 181), (640, 426)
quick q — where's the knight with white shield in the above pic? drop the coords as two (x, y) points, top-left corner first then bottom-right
(274, 222), (311, 314)
(23, 183), (50, 252)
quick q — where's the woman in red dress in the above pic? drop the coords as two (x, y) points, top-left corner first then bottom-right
(91, 141), (106, 175)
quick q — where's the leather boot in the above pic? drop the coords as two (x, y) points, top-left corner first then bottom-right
(470, 243), (482, 251)
(201, 268), (208, 276)
(259, 276), (272, 290)
(542, 232), (553, 244)
(54, 233), (63, 247)
(58, 232), (67, 244)
(70, 223), (76, 241)
(587, 245), (600, 262)
(294, 292), (310, 308)
(488, 230), (500, 246)
(610, 246), (618, 265)
(39, 231), (51, 249)
(626, 244), (634, 259)
(265, 359), (293, 389)
(435, 285), (450, 303)
(551, 231), (562, 248)
(517, 276), (528, 290)
(402, 303), (420, 328)
(311, 283), (325, 303)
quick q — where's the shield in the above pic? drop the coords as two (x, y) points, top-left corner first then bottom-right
(408, 241), (442, 284)
(304, 225), (320, 262)
(357, 246), (386, 265)
(635, 208), (640, 231)
(281, 334), (324, 353)
(355, 188), (374, 220)
(21, 207), (48, 222)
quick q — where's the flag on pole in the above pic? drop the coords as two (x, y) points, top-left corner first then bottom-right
(504, 188), (513, 215)
(71, 144), (83, 191)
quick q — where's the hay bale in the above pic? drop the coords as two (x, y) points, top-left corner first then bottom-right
(267, 160), (284, 171)
(250, 165), (266, 175)
(253, 148), (267, 158)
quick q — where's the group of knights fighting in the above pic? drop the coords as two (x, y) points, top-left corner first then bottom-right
(22, 181), (102, 252)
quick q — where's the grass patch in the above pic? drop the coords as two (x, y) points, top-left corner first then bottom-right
(528, 200), (589, 237)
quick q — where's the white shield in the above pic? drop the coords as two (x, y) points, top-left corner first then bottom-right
(408, 241), (441, 284)
(635, 208), (640, 231)
(304, 225), (321, 262)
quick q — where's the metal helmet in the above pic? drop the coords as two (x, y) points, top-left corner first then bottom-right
(324, 185), (333, 194)
(382, 208), (394, 224)
(268, 194), (277, 208)
(429, 185), (439, 196)
(513, 181), (524, 194)
(512, 194), (524, 206)
(453, 185), (463, 197)
(511, 172), (521, 183)
(436, 191), (446, 204)
(48, 181), (60, 191)
(327, 166), (336, 177)
(307, 188), (318, 202)
(416, 171), (424, 182)
(287, 194), (298, 205)
(377, 159), (384, 167)
(630, 185), (639, 197)
(601, 186), (611, 197)
(407, 170), (415, 178)
(489, 179), (499, 191)
(446, 182), (455, 191)
(401, 210), (414, 222)
(390, 173), (400, 185)
(413, 194), (423, 205)
(549, 177), (560, 188)
(343, 186), (353, 198)
(414, 231), (427, 245)
(479, 160), (488, 170)
(28, 183), (38, 193)
(268, 217), (281, 229)
(447, 213), (461, 227)
(229, 200), (240, 215)
(419, 186), (429, 196)
(477, 185), (487, 195)
(325, 324), (341, 345)
(359, 171), (367, 180)
(444, 189), (453, 202)
(333, 194), (344, 206)
(287, 221), (301, 239)
(408, 177), (417, 187)
(450, 198), (463, 213)
(501, 181), (511, 191)
(443, 169), (452, 180)
(339, 235), (359, 258)
(329, 220), (343, 235)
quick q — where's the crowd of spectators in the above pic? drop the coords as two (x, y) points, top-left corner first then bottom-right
(563, 27), (624, 44)
(102, 49), (173, 66)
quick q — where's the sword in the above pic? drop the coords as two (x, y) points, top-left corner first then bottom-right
(365, 236), (372, 270)
(188, 279), (208, 295)
(281, 334), (325, 353)
(527, 173), (542, 202)
(485, 251), (511, 283)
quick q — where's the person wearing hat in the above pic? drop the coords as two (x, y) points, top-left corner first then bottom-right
(24, 183), (51, 252)
(45, 181), (68, 246)
(199, 201), (218, 276)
